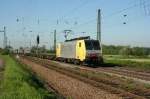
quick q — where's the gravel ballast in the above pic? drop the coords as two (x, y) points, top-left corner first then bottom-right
(20, 58), (122, 99)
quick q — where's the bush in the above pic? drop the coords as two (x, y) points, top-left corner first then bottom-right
(1, 49), (10, 55)
(119, 47), (132, 57)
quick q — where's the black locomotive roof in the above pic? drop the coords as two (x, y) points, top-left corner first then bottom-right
(65, 36), (90, 42)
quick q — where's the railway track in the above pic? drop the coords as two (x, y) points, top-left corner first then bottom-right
(22, 56), (150, 99)
(96, 67), (150, 82)
(23, 54), (150, 83)
(38, 56), (150, 84)
(47, 58), (150, 84)
(27, 54), (150, 82)
(73, 66), (150, 84)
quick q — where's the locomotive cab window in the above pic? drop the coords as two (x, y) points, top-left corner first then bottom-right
(85, 40), (100, 50)
(79, 42), (81, 47)
(92, 41), (100, 50)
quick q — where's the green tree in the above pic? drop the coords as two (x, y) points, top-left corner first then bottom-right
(119, 47), (132, 56)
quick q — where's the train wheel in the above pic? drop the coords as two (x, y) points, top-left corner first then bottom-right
(67, 59), (71, 63)
(74, 59), (80, 65)
(80, 61), (85, 66)
(64, 59), (67, 63)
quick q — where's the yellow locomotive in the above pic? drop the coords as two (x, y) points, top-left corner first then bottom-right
(56, 36), (103, 65)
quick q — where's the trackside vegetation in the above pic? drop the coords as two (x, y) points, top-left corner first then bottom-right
(0, 55), (57, 99)
(104, 56), (150, 71)
(103, 45), (150, 56)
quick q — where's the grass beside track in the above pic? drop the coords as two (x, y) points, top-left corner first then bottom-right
(104, 55), (150, 71)
(105, 59), (150, 70)
(0, 55), (56, 99)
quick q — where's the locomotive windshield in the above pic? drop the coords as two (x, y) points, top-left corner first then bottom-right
(85, 40), (101, 50)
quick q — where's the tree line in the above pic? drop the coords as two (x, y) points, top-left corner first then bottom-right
(102, 45), (150, 56)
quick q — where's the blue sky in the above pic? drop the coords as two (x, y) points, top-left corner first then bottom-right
(0, 0), (150, 49)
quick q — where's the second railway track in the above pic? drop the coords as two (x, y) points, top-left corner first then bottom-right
(47, 56), (150, 84)
(32, 54), (150, 83)
(35, 54), (150, 84)
(95, 67), (150, 82)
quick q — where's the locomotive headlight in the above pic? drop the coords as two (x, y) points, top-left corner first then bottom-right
(86, 53), (91, 57)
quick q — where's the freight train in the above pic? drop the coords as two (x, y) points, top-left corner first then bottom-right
(18, 36), (103, 66)
(56, 36), (103, 65)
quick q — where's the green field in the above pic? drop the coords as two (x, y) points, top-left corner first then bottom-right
(0, 55), (56, 99)
(104, 55), (150, 71)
